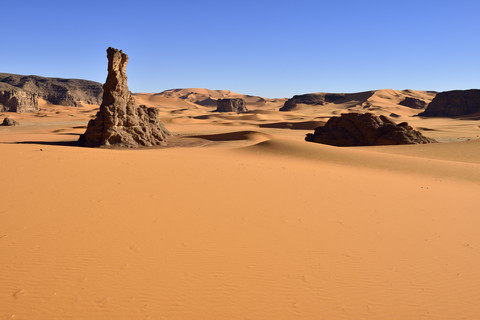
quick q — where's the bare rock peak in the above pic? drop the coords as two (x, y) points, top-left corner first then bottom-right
(78, 47), (169, 148)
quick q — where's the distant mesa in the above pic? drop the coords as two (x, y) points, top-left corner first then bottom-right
(78, 47), (169, 148)
(1, 117), (20, 126)
(0, 72), (102, 110)
(399, 97), (426, 109)
(279, 92), (381, 112)
(215, 98), (248, 113)
(418, 89), (480, 117)
(0, 83), (38, 112)
(305, 112), (436, 146)
(280, 93), (349, 111)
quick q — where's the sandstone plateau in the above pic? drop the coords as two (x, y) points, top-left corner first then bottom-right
(305, 112), (436, 146)
(419, 89), (480, 117)
(0, 72), (102, 110)
(78, 48), (169, 148)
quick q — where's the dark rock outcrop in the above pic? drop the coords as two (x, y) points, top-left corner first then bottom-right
(279, 92), (378, 111)
(305, 112), (436, 146)
(280, 93), (347, 111)
(1, 117), (20, 126)
(0, 83), (39, 112)
(418, 89), (480, 117)
(0, 72), (102, 108)
(78, 47), (169, 148)
(399, 97), (427, 109)
(215, 98), (247, 113)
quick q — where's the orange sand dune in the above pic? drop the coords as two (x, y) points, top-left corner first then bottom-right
(1, 94), (480, 320)
(133, 88), (286, 111)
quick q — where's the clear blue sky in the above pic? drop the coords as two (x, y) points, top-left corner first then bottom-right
(1, 0), (479, 98)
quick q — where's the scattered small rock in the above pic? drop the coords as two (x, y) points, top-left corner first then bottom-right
(1, 117), (19, 126)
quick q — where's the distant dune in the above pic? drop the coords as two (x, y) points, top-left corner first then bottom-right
(133, 88), (287, 110)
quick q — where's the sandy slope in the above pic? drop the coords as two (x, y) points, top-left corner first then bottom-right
(1, 91), (480, 320)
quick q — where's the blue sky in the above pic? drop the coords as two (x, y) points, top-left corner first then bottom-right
(1, 0), (479, 97)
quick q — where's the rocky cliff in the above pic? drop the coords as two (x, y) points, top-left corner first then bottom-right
(418, 89), (480, 117)
(0, 72), (103, 110)
(0, 83), (38, 112)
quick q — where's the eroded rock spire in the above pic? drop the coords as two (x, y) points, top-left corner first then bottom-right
(79, 47), (169, 147)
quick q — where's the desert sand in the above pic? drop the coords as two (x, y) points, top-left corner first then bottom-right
(1, 91), (480, 320)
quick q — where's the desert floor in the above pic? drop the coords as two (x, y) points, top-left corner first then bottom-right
(1, 93), (480, 320)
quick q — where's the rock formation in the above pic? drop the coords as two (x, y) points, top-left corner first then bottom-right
(279, 92), (376, 111)
(418, 89), (480, 117)
(305, 112), (436, 146)
(78, 47), (169, 148)
(215, 98), (248, 113)
(0, 83), (38, 112)
(399, 97), (427, 109)
(0, 72), (102, 108)
(1, 117), (20, 126)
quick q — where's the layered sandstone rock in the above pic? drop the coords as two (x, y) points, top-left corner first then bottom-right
(419, 89), (480, 117)
(215, 98), (248, 113)
(0, 73), (102, 107)
(78, 48), (169, 148)
(0, 83), (38, 112)
(305, 112), (436, 146)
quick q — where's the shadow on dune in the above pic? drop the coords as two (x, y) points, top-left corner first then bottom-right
(259, 120), (325, 130)
(187, 131), (269, 141)
(14, 140), (80, 147)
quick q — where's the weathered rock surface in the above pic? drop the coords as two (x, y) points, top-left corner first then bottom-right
(280, 92), (375, 111)
(305, 112), (436, 146)
(418, 89), (480, 117)
(399, 97), (427, 109)
(1, 117), (20, 126)
(215, 98), (248, 113)
(0, 83), (39, 112)
(0, 72), (102, 108)
(78, 47), (169, 148)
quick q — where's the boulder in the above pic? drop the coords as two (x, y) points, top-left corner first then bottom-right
(78, 47), (169, 148)
(0, 83), (38, 112)
(305, 112), (436, 146)
(215, 98), (247, 113)
(419, 89), (480, 117)
(399, 97), (427, 109)
(1, 117), (20, 126)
